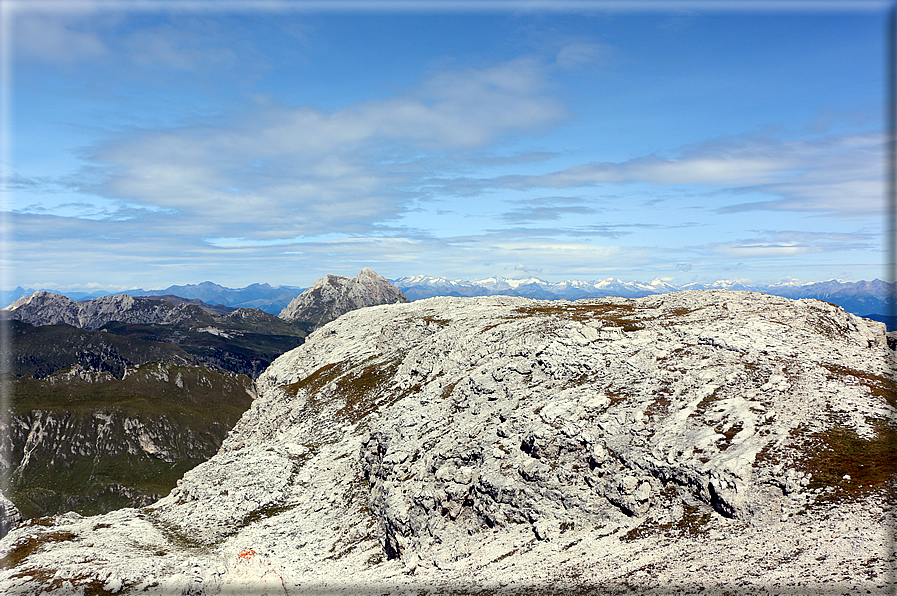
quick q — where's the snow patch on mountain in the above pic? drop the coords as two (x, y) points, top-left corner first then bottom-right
(392, 275), (896, 317)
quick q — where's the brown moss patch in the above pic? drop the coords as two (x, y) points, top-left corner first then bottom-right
(280, 361), (347, 397)
(820, 364), (897, 409)
(332, 357), (404, 423)
(515, 302), (646, 331)
(441, 378), (462, 400)
(620, 503), (713, 542)
(798, 419), (897, 504)
(419, 316), (451, 327)
(0, 530), (78, 570)
(692, 386), (724, 417)
(715, 421), (744, 450)
(491, 548), (518, 563)
(644, 392), (671, 419)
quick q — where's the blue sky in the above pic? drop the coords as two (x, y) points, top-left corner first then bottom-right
(2, 0), (889, 292)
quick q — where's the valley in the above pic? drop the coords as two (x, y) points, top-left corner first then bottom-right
(0, 288), (892, 594)
(0, 269), (407, 524)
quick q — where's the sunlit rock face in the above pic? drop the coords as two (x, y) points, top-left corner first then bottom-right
(4, 292), (196, 329)
(278, 267), (408, 329)
(1, 290), (894, 595)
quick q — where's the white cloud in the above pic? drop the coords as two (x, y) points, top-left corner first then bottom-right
(73, 55), (565, 239)
(122, 22), (239, 72)
(555, 42), (611, 70)
(710, 243), (820, 258)
(703, 230), (877, 258)
(480, 130), (882, 217)
(14, 14), (108, 63)
(500, 196), (598, 223)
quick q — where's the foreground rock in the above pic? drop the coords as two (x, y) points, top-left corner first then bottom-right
(0, 290), (894, 594)
(279, 267), (408, 328)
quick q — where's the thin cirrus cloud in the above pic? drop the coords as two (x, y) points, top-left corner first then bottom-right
(13, 13), (108, 64)
(14, 11), (246, 74)
(73, 55), (566, 241)
(702, 230), (877, 258)
(471, 131), (881, 217)
(500, 196), (598, 223)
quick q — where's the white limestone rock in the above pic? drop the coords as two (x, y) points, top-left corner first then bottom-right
(5, 291), (205, 330)
(0, 290), (894, 594)
(278, 268), (408, 328)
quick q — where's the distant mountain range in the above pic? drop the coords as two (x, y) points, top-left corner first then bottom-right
(4, 275), (894, 326)
(2, 282), (306, 314)
(0, 269), (409, 524)
(390, 276), (896, 325)
(5, 288), (893, 592)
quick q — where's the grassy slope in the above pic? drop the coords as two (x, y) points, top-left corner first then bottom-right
(4, 362), (254, 519)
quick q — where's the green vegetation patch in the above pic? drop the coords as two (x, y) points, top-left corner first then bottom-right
(280, 355), (410, 425)
(5, 316), (306, 380)
(5, 320), (192, 379)
(240, 503), (299, 528)
(6, 362), (253, 413)
(280, 361), (347, 397)
(100, 321), (306, 378)
(3, 361), (252, 519)
(333, 357), (404, 424)
(146, 513), (210, 552)
(3, 444), (207, 520)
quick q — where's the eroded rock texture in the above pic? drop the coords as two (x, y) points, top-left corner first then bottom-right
(0, 291), (893, 595)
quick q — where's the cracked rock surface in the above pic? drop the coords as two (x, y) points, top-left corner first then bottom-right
(0, 290), (894, 595)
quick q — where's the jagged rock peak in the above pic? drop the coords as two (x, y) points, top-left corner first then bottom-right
(1, 290), (893, 594)
(5, 291), (82, 327)
(278, 267), (408, 327)
(4, 291), (225, 330)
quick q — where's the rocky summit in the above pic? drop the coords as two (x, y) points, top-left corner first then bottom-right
(0, 290), (894, 595)
(278, 268), (408, 329)
(4, 292), (222, 330)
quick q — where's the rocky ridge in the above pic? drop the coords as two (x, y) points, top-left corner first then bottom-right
(3, 294), (309, 379)
(391, 275), (897, 319)
(6, 292), (259, 331)
(6, 292), (196, 329)
(279, 268), (408, 328)
(0, 290), (894, 594)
